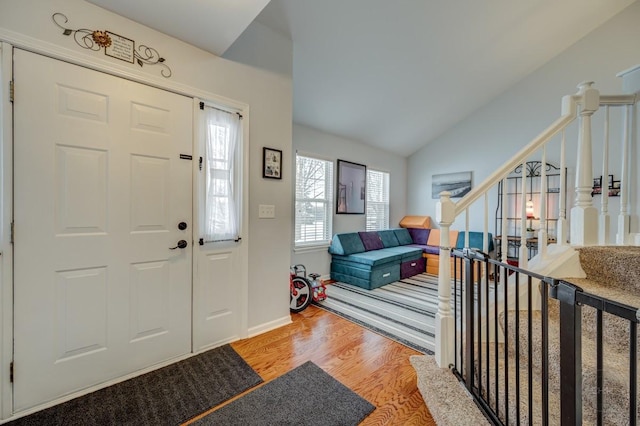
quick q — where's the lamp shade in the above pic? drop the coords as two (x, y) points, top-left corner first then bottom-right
(526, 199), (534, 218)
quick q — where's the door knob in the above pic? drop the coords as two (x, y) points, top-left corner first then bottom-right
(169, 240), (188, 250)
(178, 222), (187, 230)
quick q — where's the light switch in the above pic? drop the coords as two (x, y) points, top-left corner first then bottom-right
(258, 204), (275, 218)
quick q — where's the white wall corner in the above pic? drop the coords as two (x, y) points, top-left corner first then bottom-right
(617, 64), (640, 94)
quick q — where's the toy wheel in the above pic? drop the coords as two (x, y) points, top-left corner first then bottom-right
(290, 276), (313, 313)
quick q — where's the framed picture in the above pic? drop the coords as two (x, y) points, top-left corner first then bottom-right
(431, 171), (472, 199)
(592, 177), (602, 189)
(336, 160), (366, 214)
(592, 177), (602, 195)
(263, 147), (282, 179)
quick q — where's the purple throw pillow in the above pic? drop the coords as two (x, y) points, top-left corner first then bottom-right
(358, 231), (384, 251)
(408, 228), (430, 245)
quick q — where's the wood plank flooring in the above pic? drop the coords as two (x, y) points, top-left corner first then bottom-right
(186, 305), (435, 425)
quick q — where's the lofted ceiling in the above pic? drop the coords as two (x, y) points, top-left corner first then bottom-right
(85, 0), (271, 56)
(87, 0), (636, 156)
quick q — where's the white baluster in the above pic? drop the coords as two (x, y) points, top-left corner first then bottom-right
(599, 106), (610, 245)
(616, 105), (631, 245)
(539, 146), (548, 258)
(557, 130), (567, 245)
(465, 208), (469, 248)
(501, 179), (508, 263)
(436, 191), (455, 367)
(570, 81), (599, 246)
(483, 192), (489, 254)
(519, 161), (528, 269)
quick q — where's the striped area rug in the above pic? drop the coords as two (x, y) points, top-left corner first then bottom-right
(315, 273), (442, 354)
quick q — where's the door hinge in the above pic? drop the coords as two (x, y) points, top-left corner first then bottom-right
(10, 221), (14, 244)
(9, 362), (13, 383)
(9, 80), (14, 103)
(199, 157), (203, 171)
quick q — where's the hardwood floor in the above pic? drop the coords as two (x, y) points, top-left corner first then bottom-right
(186, 305), (435, 425)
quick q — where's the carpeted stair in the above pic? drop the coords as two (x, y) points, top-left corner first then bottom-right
(497, 246), (640, 424)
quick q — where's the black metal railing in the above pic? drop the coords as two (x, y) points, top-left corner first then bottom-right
(450, 248), (639, 425)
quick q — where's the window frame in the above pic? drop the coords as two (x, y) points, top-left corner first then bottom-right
(200, 104), (243, 245)
(294, 153), (334, 249)
(365, 168), (390, 231)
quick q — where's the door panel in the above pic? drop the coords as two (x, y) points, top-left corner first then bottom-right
(13, 50), (193, 411)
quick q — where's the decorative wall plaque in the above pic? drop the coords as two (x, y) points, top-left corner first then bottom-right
(105, 32), (135, 63)
(52, 13), (172, 78)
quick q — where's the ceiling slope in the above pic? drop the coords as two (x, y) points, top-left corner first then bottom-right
(86, 0), (271, 56)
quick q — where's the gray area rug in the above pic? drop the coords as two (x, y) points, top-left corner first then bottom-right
(194, 361), (375, 425)
(9, 345), (263, 426)
(315, 273), (440, 353)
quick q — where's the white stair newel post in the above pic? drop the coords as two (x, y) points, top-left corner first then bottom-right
(570, 81), (599, 246)
(616, 105), (631, 245)
(539, 146), (548, 258)
(599, 106), (610, 245)
(519, 161), (528, 269)
(435, 191), (455, 368)
(557, 130), (568, 245)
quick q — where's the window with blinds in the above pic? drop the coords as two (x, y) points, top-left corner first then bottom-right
(295, 154), (334, 247)
(366, 169), (390, 231)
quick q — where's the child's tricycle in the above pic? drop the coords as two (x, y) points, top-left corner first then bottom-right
(289, 264), (327, 313)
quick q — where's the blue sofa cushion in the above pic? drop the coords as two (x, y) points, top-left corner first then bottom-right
(358, 231), (384, 251)
(408, 228), (430, 245)
(378, 230), (400, 247)
(456, 232), (494, 252)
(328, 233), (365, 255)
(393, 228), (413, 245)
(383, 246), (424, 262)
(331, 250), (402, 267)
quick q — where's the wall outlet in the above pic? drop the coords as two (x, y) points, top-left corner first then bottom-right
(258, 204), (275, 219)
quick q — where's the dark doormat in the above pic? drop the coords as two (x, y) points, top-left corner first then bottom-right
(9, 344), (262, 426)
(194, 361), (375, 425)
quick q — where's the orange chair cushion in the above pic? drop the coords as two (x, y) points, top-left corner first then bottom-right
(426, 229), (459, 247)
(399, 216), (431, 229)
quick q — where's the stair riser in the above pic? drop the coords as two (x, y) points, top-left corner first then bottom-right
(502, 310), (639, 423)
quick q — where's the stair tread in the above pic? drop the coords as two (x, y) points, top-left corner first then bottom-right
(576, 246), (640, 293)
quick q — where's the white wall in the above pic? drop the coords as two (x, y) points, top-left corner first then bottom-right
(293, 124), (407, 276)
(408, 1), (640, 241)
(0, 0), (292, 336)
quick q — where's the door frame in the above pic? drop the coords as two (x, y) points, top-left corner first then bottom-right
(0, 41), (15, 421)
(0, 38), (249, 420)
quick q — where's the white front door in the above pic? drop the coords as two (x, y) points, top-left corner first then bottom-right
(13, 50), (193, 411)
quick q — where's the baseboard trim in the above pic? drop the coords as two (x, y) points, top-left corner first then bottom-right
(247, 315), (292, 338)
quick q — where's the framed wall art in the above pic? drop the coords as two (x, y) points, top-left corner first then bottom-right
(432, 171), (472, 199)
(263, 147), (282, 179)
(336, 160), (366, 214)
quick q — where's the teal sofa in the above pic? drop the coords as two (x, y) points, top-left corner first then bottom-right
(328, 229), (424, 289)
(328, 228), (494, 290)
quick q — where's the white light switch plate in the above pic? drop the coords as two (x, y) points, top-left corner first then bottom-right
(258, 204), (275, 218)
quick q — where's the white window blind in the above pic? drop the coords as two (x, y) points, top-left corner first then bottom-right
(295, 154), (333, 247)
(366, 169), (390, 231)
(202, 106), (241, 243)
